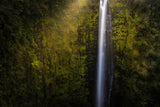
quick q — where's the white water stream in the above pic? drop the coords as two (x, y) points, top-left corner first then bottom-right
(97, 0), (113, 107)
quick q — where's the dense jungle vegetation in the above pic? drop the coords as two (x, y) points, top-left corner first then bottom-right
(0, 0), (160, 107)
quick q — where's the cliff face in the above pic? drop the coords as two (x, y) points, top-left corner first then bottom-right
(1, 0), (160, 107)
(0, 0), (99, 106)
(110, 0), (160, 107)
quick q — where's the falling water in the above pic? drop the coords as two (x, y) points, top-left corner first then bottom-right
(96, 0), (113, 107)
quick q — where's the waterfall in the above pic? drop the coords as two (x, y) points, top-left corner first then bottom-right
(96, 0), (113, 107)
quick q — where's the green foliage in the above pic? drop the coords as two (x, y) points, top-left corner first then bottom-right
(111, 0), (160, 106)
(0, 0), (99, 106)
